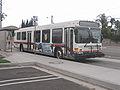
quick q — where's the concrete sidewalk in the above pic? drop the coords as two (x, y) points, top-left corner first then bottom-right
(3, 52), (120, 90)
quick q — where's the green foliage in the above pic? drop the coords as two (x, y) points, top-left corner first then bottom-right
(115, 20), (120, 32)
(21, 18), (34, 28)
(21, 20), (26, 28)
(96, 13), (108, 29)
(0, 59), (11, 63)
(96, 13), (120, 42)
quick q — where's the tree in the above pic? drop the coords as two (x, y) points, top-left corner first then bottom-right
(96, 14), (108, 38)
(96, 13), (108, 29)
(21, 18), (34, 28)
(110, 18), (115, 27)
(26, 19), (29, 27)
(28, 18), (34, 27)
(21, 20), (26, 28)
(96, 13), (120, 42)
(114, 20), (120, 32)
(96, 13), (112, 38)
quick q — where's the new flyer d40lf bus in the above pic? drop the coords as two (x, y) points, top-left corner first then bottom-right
(14, 20), (104, 60)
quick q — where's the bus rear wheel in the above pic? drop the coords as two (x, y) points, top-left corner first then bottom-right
(20, 44), (24, 52)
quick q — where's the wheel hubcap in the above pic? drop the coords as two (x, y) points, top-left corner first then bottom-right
(57, 51), (61, 59)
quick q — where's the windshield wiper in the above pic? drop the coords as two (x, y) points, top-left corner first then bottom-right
(84, 38), (90, 47)
(84, 30), (91, 47)
(84, 42), (88, 47)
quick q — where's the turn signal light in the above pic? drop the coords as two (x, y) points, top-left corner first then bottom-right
(74, 48), (78, 52)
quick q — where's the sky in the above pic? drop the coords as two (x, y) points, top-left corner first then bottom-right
(2, 0), (120, 27)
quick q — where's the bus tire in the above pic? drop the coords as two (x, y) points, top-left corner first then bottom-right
(55, 48), (63, 59)
(20, 44), (24, 52)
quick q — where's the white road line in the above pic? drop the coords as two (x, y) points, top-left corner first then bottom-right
(0, 66), (32, 70)
(0, 77), (61, 87)
(0, 75), (55, 83)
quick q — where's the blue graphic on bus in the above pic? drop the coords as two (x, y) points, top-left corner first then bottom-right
(39, 43), (52, 54)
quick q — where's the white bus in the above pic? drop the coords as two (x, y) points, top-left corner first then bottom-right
(14, 20), (104, 60)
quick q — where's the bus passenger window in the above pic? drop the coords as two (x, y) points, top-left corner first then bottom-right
(17, 32), (21, 40)
(34, 30), (40, 42)
(42, 30), (50, 43)
(22, 32), (26, 40)
(52, 28), (62, 43)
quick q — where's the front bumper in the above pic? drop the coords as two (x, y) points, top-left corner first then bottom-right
(74, 52), (105, 59)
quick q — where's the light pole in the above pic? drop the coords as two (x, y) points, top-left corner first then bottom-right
(51, 15), (54, 24)
(46, 15), (54, 24)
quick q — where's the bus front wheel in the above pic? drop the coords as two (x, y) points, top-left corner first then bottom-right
(55, 49), (63, 59)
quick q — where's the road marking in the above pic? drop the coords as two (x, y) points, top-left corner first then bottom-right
(0, 75), (55, 83)
(0, 77), (61, 87)
(0, 66), (32, 70)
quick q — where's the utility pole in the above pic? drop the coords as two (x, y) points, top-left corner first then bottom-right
(0, 0), (2, 28)
(0, 0), (7, 28)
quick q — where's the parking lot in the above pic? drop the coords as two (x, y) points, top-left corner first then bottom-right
(0, 66), (90, 90)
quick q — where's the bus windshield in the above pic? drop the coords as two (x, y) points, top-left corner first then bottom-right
(90, 28), (101, 43)
(74, 27), (101, 43)
(75, 28), (90, 43)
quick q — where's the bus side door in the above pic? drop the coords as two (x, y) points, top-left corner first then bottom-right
(64, 28), (73, 56)
(27, 31), (32, 50)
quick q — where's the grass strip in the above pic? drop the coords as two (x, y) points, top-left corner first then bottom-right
(0, 59), (11, 63)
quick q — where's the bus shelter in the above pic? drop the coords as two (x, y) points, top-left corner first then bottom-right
(0, 26), (19, 51)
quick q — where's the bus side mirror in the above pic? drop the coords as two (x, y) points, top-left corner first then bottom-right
(74, 29), (78, 34)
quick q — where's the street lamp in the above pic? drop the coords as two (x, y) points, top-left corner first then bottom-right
(51, 15), (54, 24)
(46, 15), (54, 24)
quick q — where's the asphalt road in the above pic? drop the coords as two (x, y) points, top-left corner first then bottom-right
(79, 58), (120, 70)
(0, 67), (90, 90)
(74, 46), (120, 70)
